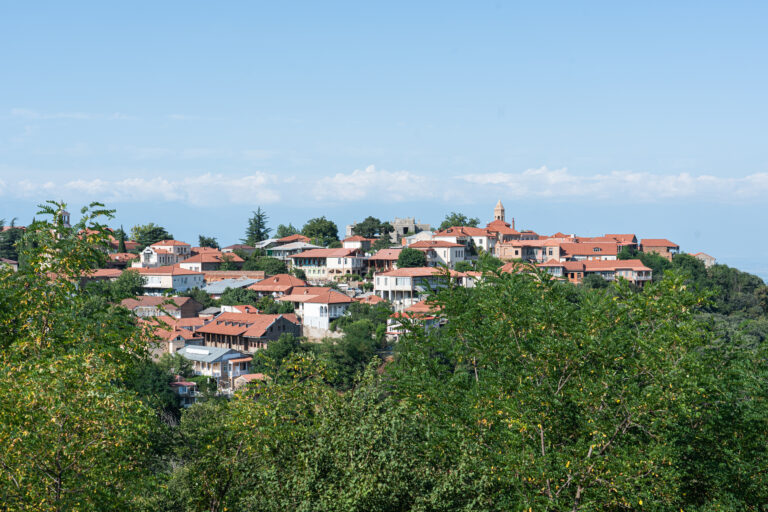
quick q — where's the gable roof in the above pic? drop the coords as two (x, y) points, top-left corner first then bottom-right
(289, 248), (360, 259)
(181, 252), (244, 264)
(121, 295), (200, 311)
(433, 226), (496, 238)
(641, 238), (679, 248)
(196, 312), (299, 338)
(277, 234), (311, 244)
(368, 248), (403, 261)
(409, 240), (464, 249)
(151, 240), (190, 247)
(247, 273), (307, 292)
(277, 287), (353, 304)
(202, 278), (261, 295)
(134, 265), (203, 276)
(176, 345), (243, 363)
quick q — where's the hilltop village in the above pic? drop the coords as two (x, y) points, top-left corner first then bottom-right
(0, 201), (715, 401)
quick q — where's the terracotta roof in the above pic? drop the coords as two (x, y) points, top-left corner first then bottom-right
(368, 248), (403, 261)
(229, 356), (253, 363)
(151, 240), (190, 247)
(343, 235), (375, 242)
(433, 226), (496, 238)
(121, 295), (199, 311)
(223, 244), (255, 250)
(203, 270), (265, 282)
(289, 248), (360, 259)
(559, 243), (619, 256)
(354, 294), (386, 305)
(390, 300), (442, 319)
(641, 238), (679, 248)
(605, 234), (637, 244)
(690, 252), (714, 258)
(409, 240), (464, 249)
(196, 312), (301, 338)
(277, 287), (353, 304)
(277, 234), (311, 243)
(181, 252), (244, 264)
(135, 265), (203, 276)
(247, 273), (307, 292)
(236, 373), (269, 382)
(109, 252), (138, 262)
(83, 268), (123, 279)
(583, 259), (651, 272)
(377, 267), (458, 278)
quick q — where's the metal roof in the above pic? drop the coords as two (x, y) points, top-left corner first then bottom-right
(176, 346), (243, 363)
(203, 278), (260, 295)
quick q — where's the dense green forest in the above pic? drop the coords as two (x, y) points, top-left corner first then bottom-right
(1, 203), (767, 511)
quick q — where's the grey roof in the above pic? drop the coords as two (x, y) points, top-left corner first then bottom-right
(268, 242), (322, 252)
(177, 345), (243, 363)
(203, 278), (260, 295)
(253, 238), (280, 249)
(199, 306), (221, 315)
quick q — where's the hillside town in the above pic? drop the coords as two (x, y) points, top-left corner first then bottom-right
(0, 201), (716, 403)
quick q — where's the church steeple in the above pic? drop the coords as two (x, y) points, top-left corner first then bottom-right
(494, 200), (505, 222)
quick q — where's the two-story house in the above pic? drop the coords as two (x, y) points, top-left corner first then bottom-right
(289, 248), (367, 282)
(135, 265), (205, 295)
(133, 240), (191, 268)
(195, 312), (301, 353)
(408, 240), (466, 268)
(276, 287), (353, 331)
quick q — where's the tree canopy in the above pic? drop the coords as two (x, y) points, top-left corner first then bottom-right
(438, 212), (480, 231)
(198, 235), (219, 248)
(131, 222), (173, 250)
(352, 216), (394, 239)
(275, 223), (300, 239)
(397, 247), (427, 268)
(302, 216), (339, 247)
(242, 207), (271, 245)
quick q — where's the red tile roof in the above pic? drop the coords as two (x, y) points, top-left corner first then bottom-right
(368, 248), (403, 261)
(409, 240), (464, 249)
(277, 287), (353, 304)
(433, 226), (496, 238)
(559, 243), (619, 256)
(202, 270), (265, 282)
(343, 235), (375, 242)
(377, 267), (459, 278)
(278, 234), (311, 243)
(354, 294), (387, 305)
(181, 251), (244, 264)
(289, 248), (360, 259)
(196, 312), (299, 338)
(641, 238), (679, 248)
(151, 240), (190, 247)
(135, 265), (203, 276)
(247, 273), (307, 292)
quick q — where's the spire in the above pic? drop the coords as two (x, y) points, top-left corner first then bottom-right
(493, 200), (505, 222)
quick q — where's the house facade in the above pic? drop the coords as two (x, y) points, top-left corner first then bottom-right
(641, 239), (680, 261)
(289, 248), (367, 282)
(195, 312), (301, 353)
(276, 287), (353, 330)
(409, 240), (466, 268)
(133, 240), (191, 268)
(135, 266), (205, 294)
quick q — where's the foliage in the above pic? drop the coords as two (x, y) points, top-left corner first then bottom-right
(291, 267), (307, 280)
(580, 272), (609, 289)
(371, 236), (392, 252)
(275, 223), (300, 239)
(115, 224), (128, 253)
(85, 268), (146, 301)
(397, 247), (427, 268)
(301, 216), (339, 247)
(438, 211), (480, 231)
(179, 287), (218, 309)
(0, 201), (161, 510)
(219, 287), (262, 307)
(454, 260), (474, 272)
(243, 256), (287, 275)
(0, 218), (24, 261)
(352, 216), (394, 239)
(476, 250), (504, 272)
(198, 235), (219, 248)
(131, 222), (173, 250)
(219, 253), (239, 271)
(242, 207), (271, 246)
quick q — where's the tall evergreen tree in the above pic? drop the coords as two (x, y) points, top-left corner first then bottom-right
(243, 207), (271, 245)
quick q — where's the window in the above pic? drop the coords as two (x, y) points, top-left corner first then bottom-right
(593, 247), (602, 252)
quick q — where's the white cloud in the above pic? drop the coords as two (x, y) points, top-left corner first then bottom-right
(10, 173), (282, 205)
(461, 167), (768, 202)
(315, 165), (435, 202)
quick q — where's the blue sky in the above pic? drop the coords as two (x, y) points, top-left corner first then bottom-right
(1, 2), (767, 278)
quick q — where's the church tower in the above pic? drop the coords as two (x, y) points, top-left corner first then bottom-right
(494, 200), (505, 222)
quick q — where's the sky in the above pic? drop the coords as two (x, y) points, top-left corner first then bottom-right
(1, 1), (767, 279)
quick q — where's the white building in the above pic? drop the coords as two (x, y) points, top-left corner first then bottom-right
(135, 265), (205, 295)
(277, 287), (353, 330)
(289, 248), (367, 282)
(133, 240), (192, 268)
(374, 267), (463, 311)
(432, 226), (498, 255)
(408, 240), (466, 268)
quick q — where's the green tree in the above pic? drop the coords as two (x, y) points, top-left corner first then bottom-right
(0, 201), (161, 510)
(116, 224), (128, 253)
(275, 223), (300, 239)
(371, 236), (392, 252)
(301, 216), (339, 247)
(198, 235), (219, 248)
(397, 247), (427, 268)
(131, 222), (173, 250)
(352, 216), (394, 239)
(219, 287), (262, 307)
(438, 211), (480, 231)
(243, 256), (287, 275)
(219, 253), (239, 271)
(581, 272), (609, 289)
(179, 287), (217, 309)
(242, 207), (271, 245)
(0, 218), (24, 261)
(454, 260), (474, 272)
